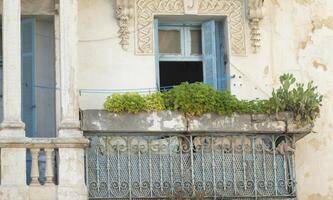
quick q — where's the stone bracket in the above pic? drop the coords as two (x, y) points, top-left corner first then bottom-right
(247, 0), (265, 53)
(116, 0), (134, 51)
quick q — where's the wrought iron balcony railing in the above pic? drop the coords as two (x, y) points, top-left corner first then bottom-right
(86, 133), (296, 199)
(82, 110), (310, 200)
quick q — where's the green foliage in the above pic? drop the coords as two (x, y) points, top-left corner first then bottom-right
(163, 82), (220, 116)
(104, 92), (166, 113)
(103, 74), (323, 124)
(215, 91), (239, 115)
(104, 93), (145, 114)
(144, 92), (166, 112)
(269, 74), (323, 124)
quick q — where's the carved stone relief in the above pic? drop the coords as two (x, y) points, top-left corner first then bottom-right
(116, 0), (134, 50)
(134, 0), (246, 56)
(247, 0), (264, 53)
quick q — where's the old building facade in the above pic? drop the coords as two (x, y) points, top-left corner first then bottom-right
(0, 0), (332, 199)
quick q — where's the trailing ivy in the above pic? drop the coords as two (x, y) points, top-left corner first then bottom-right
(104, 74), (323, 124)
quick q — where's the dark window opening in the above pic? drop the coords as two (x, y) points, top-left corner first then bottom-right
(159, 61), (203, 89)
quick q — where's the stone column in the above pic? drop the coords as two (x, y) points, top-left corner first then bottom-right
(57, 0), (88, 199)
(1, 0), (25, 134)
(0, 0), (28, 199)
(58, 0), (80, 135)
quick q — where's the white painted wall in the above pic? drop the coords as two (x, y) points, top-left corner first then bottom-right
(76, 0), (333, 199)
(78, 0), (156, 109)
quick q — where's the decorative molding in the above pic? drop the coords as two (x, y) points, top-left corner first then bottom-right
(134, 0), (246, 56)
(116, 0), (133, 50)
(247, 0), (264, 53)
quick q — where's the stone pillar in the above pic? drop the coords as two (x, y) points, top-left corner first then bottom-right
(58, 0), (80, 134)
(0, 0), (27, 199)
(57, 0), (88, 199)
(1, 0), (25, 134)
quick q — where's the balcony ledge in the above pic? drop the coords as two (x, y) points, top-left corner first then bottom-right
(81, 110), (312, 136)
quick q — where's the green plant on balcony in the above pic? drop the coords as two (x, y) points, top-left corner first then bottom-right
(104, 74), (323, 124)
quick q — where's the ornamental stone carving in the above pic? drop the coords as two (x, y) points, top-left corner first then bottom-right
(247, 0), (264, 53)
(116, 0), (134, 50)
(134, 0), (246, 56)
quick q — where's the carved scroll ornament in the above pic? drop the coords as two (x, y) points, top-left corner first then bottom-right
(134, 0), (246, 56)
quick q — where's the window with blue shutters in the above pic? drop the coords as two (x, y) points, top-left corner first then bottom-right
(155, 19), (227, 91)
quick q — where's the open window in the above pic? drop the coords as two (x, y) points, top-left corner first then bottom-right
(155, 19), (228, 91)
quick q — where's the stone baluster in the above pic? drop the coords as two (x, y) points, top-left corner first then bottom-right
(44, 148), (55, 185)
(30, 148), (40, 185)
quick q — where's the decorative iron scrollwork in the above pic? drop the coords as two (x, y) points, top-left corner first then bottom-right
(86, 133), (296, 199)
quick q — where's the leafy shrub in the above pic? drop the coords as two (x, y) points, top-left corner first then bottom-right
(104, 93), (145, 113)
(103, 74), (323, 124)
(215, 91), (239, 115)
(104, 93), (125, 113)
(144, 92), (166, 112)
(236, 99), (270, 114)
(163, 82), (220, 116)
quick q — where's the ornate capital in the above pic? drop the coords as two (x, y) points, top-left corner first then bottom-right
(116, 0), (134, 50)
(247, 0), (264, 53)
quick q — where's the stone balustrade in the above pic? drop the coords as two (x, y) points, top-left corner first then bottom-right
(0, 137), (89, 200)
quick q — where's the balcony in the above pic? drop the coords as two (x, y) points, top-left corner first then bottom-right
(81, 110), (311, 199)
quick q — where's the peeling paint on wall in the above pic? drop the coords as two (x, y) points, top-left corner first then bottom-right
(313, 60), (328, 71)
(264, 65), (269, 75)
(295, 0), (314, 5)
(308, 188), (333, 200)
(299, 36), (313, 49)
(312, 16), (333, 32)
(304, 172), (311, 178)
(308, 137), (326, 151)
(271, 0), (280, 7)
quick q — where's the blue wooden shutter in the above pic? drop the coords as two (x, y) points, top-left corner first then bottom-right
(202, 20), (217, 89)
(154, 19), (160, 89)
(202, 20), (226, 90)
(21, 18), (36, 138)
(215, 22), (226, 90)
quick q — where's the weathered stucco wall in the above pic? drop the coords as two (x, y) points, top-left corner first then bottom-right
(77, 0), (333, 199)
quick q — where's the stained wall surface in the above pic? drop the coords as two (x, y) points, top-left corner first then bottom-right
(77, 1), (333, 199)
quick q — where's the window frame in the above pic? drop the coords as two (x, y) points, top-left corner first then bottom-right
(154, 19), (228, 91)
(158, 22), (203, 62)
